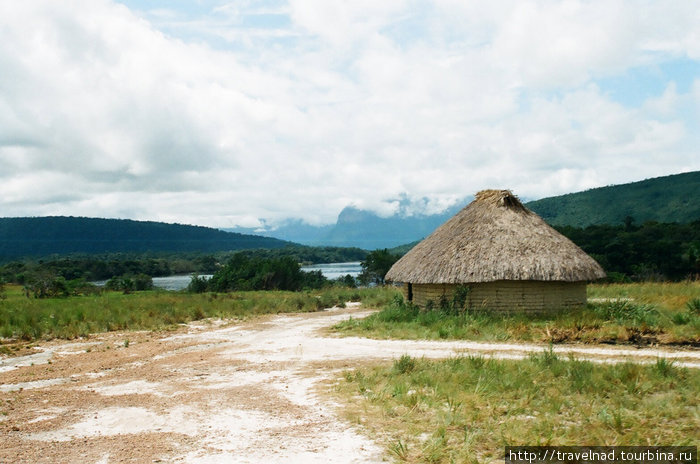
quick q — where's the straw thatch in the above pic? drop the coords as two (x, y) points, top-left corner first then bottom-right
(385, 189), (606, 284)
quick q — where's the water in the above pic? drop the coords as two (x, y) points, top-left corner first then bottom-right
(152, 275), (212, 291)
(92, 275), (211, 291)
(93, 262), (363, 291)
(300, 262), (363, 280)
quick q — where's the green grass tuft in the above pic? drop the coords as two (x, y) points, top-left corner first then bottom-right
(334, 355), (700, 463)
(394, 354), (417, 374)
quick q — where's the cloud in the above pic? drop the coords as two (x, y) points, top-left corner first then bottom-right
(0, 0), (698, 227)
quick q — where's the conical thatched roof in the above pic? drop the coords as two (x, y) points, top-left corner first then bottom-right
(385, 190), (606, 284)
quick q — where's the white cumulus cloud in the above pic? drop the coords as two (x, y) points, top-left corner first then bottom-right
(0, 0), (698, 227)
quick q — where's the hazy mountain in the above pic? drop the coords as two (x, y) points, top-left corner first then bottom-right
(228, 171), (700, 249)
(10, 172), (694, 259)
(224, 219), (334, 245)
(226, 201), (468, 250)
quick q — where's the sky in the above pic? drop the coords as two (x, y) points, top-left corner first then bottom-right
(1, 0), (699, 228)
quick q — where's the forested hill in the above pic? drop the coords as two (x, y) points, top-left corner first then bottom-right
(526, 171), (700, 227)
(0, 216), (290, 259)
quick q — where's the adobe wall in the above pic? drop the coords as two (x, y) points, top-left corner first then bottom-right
(402, 280), (587, 313)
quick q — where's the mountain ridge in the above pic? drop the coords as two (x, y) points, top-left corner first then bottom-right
(3, 171), (698, 256)
(526, 171), (700, 227)
(227, 171), (700, 249)
(0, 216), (290, 259)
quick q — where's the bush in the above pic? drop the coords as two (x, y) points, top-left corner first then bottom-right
(376, 295), (419, 323)
(686, 298), (700, 314)
(336, 274), (357, 288)
(358, 249), (400, 285)
(394, 354), (416, 374)
(106, 274), (153, 293)
(591, 300), (659, 325)
(207, 253), (329, 292)
(187, 274), (209, 293)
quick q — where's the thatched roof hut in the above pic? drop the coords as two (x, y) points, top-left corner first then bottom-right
(385, 189), (605, 312)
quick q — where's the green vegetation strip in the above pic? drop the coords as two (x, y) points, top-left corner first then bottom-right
(334, 283), (700, 346)
(0, 285), (397, 342)
(335, 353), (699, 463)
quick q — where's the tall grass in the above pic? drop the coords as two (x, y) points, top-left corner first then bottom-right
(334, 283), (700, 345)
(588, 282), (700, 311)
(336, 354), (699, 463)
(0, 285), (397, 342)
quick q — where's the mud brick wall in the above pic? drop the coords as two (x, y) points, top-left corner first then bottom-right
(402, 281), (587, 313)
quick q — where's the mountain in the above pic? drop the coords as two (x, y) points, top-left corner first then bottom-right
(525, 171), (700, 227)
(3, 172), (696, 258)
(225, 220), (334, 244)
(228, 171), (700, 249)
(319, 205), (463, 249)
(0, 216), (290, 260)
(226, 202), (467, 250)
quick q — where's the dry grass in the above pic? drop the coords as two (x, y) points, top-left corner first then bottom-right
(0, 285), (397, 343)
(332, 353), (699, 463)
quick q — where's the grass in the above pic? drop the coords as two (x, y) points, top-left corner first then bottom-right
(588, 282), (700, 311)
(333, 283), (700, 346)
(334, 353), (699, 463)
(0, 284), (397, 343)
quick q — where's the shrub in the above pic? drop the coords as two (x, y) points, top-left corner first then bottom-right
(529, 345), (559, 367)
(451, 285), (471, 313)
(187, 274), (209, 293)
(208, 253), (329, 292)
(376, 295), (419, 323)
(394, 354), (416, 374)
(336, 274), (357, 288)
(105, 274), (153, 293)
(686, 298), (700, 314)
(591, 300), (659, 325)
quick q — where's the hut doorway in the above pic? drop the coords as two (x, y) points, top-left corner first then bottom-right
(407, 283), (413, 302)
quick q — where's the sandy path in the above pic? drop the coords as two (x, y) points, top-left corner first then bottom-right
(1, 305), (699, 463)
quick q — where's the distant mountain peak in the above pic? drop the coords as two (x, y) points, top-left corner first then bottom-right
(228, 171), (700, 250)
(337, 206), (378, 225)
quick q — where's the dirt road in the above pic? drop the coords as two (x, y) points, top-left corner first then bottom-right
(2, 305), (699, 463)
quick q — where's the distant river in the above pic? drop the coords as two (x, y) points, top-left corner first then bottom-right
(151, 275), (213, 291)
(300, 261), (363, 280)
(94, 262), (363, 291)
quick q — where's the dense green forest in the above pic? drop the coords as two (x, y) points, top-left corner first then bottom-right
(0, 246), (367, 289)
(526, 171), (700, 227)
(0, 216), (289, 259)
(555, 219), (700, 281)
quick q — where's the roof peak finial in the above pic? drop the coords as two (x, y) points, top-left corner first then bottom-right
(474, 189), (524, 209)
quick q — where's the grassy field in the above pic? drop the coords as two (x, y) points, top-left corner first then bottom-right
(333, 352), (699, 463)
(0, 284), (397, 345)
(333, 283), (700, 346)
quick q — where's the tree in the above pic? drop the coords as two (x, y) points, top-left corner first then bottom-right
(187, 274), (209, 293)
(336, 274), (357, 288)
(206, 253), (327, 292)
(358, 249), (400, 285)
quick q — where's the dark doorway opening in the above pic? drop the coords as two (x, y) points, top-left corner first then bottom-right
(407, 283), (413, 302)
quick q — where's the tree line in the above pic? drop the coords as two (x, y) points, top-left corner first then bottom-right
(1, 219), (697, 298)
(555, 218), (700, 281)
(0, 246), (367, 286)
